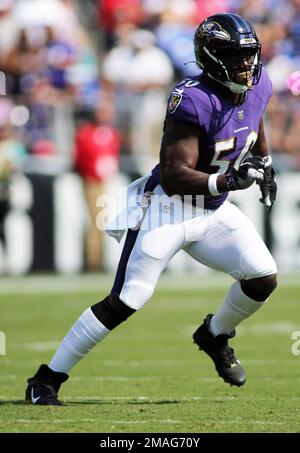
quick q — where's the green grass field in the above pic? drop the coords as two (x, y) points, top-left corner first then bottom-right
(0, 273), (300, 433)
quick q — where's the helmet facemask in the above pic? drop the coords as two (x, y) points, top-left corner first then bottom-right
(197, 45), (262, 94)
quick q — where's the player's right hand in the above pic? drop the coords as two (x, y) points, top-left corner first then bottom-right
(226, 157), (265, 191)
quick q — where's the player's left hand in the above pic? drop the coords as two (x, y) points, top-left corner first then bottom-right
(257, 156), (277, 211)
(226, 156), (265, 191)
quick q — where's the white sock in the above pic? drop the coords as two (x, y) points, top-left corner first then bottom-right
(49, 308), (110, 374)
(209, 281), (267, 336)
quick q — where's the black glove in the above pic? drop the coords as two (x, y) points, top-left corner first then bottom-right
(257, 156), (277, 211)
(226, 156), (265, 191)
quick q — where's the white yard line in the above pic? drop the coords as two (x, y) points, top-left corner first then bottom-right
(72, 376), (159, 382)
(0, 273), (298, 294)
(0, 273), (228, 294)
(9, 419), (95, 424)
(2, 418), (294, 427)
(20, 341), (61, 352)
(184, 321), (299, 337)
(238, 322), (299, 335)
(0, 395), (296, 402)
(103, 359), (182, 367)
(111, 419), (180, 424)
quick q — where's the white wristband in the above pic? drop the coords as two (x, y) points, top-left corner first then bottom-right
(208, 174), (221, 196)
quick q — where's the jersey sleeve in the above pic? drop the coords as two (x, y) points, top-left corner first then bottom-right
(166, 89), (199, 126)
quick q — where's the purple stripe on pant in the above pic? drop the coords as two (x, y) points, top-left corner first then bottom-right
(111, 175), (157, 296)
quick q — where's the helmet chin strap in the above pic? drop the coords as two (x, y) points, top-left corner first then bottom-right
(223, 80), (249, 94)
(207, 73), (249, 94)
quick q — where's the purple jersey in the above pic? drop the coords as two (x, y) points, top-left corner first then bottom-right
(152, 68), (272, 209)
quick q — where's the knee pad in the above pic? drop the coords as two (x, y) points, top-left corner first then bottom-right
(239, 249), (277, 281)
(91, 295), (136, 330)
(120, 281), (154, 310)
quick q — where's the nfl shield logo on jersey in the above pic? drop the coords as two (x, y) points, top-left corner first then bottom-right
(168, 92), (182, 113)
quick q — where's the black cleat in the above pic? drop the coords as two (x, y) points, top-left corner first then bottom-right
(193, 314), (246, 387)
(25, 364), (69, 406)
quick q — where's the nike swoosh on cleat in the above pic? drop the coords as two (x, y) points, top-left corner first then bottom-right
(31, 388), (41, 404)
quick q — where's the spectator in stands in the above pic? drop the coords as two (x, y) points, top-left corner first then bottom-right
(0, 0), (18, 70)
(0, 98), (27, 250)
(102, 27), (174, 174)
(98, 0), (144, 50)
(74, 93), (120, 271)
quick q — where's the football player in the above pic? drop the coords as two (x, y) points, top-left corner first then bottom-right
(25, 13), (277, 405)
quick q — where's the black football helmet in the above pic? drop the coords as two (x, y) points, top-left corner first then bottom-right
(194, 13), (262, 95)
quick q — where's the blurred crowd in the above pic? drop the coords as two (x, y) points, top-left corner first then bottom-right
(0, 0), (300, 269)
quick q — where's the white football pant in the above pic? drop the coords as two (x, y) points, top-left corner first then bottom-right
(115, 185), (277, 310)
